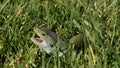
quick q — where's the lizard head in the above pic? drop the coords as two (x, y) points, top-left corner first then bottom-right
(31, 27), (58, 54)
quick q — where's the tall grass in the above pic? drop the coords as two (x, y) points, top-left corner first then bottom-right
(0, 0), (120, 68)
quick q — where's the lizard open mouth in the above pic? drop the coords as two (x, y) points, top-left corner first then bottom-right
(31, 37), (43, 43)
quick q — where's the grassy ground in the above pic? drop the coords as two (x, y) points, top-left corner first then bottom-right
(0, 0), (120, 68)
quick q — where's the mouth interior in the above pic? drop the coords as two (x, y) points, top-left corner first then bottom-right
(31, 37), (43, 43)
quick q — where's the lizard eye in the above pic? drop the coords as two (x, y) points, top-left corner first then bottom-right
(42, 33), (45, 36)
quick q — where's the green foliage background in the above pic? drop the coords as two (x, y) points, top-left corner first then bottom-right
(0, 0), (120, 68)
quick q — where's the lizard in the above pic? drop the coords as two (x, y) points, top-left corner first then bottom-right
(31, 26), (84, 56)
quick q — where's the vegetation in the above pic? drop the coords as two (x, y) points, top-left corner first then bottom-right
(0, 0), (120, 68)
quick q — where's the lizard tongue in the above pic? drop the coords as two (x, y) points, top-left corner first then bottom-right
(31, 37), (43, 43)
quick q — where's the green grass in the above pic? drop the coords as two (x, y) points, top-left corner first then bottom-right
(0, 0), (120, 68)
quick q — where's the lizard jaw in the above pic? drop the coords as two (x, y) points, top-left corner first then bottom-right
(31, 37), (54, 54)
